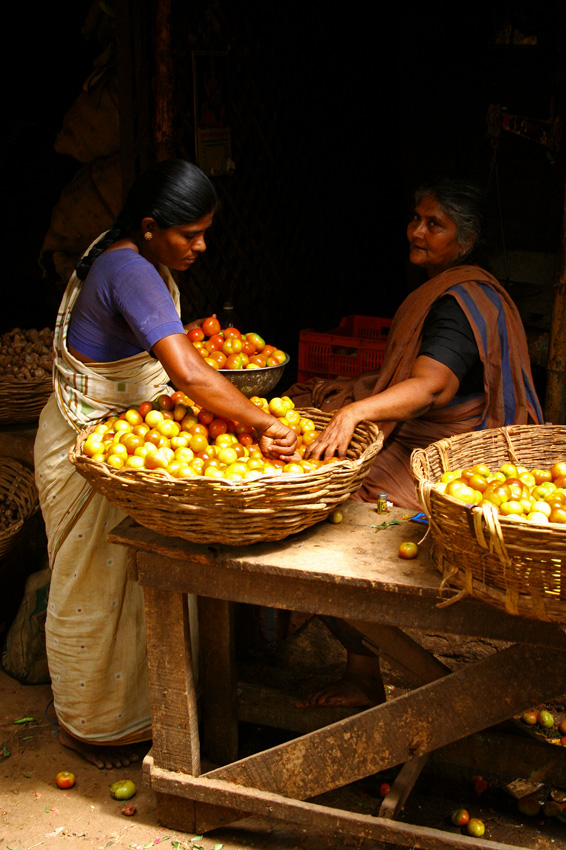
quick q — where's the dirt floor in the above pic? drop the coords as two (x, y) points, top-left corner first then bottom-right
(2, 615), (566, 850)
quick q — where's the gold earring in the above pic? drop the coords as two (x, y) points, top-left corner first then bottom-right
(144, 232), (153, 241)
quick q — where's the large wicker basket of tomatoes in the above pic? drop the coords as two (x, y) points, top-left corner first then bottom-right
(410, 424), (566, 623)
(69, 392), (383, 546)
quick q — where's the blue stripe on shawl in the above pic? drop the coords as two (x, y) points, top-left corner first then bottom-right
(448, 283), (543, 428)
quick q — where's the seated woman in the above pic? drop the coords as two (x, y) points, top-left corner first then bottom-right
(288, 177), (543, 707)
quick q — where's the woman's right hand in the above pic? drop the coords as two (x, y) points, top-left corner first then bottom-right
(257, 418), (299, 460)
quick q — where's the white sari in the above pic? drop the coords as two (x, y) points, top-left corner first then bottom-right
(35, 245), (179, 744)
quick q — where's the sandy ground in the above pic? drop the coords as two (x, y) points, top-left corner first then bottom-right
(0, 664), (398, 850)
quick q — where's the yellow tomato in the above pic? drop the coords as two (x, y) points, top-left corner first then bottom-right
(144, 409), (165, 427)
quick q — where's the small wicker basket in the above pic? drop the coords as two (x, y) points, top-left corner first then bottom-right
(0, 459), (39, 560)
(411, 424), (566, 624)
(69, 408), (383, 546)
(0, 376), (52, 425)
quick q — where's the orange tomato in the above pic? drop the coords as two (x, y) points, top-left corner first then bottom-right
(551, 461), (566, 480)
(202, 316), (221, 337)
(225, 353), (244, 369)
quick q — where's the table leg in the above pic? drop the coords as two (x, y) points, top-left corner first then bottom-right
(142, 585), (201, 829)
(198, 596), (238, 765)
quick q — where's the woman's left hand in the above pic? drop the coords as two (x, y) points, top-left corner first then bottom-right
(305, 406), (359, 460)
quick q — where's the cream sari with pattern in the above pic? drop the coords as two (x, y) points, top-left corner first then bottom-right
(35, 245), (182, 744)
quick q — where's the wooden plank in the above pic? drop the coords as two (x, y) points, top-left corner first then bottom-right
(146, 758), (532, 849)
(142, 586), (200, 775)
(170, 644), (566, 831)
(351, 621), (451, 685)
(109, 518), (566, 648)
(379, 755), (431, 819)
(198, 597), (239, 765)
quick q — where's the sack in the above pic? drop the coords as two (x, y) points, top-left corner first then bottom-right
(2, 568), (50, 685)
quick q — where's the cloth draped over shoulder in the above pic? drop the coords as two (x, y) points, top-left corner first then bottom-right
(287, 266), (543, 509)
(34, 236), (185, 745)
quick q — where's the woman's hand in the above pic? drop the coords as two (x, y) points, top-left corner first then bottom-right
(305, 405), (360, 460)
(257, 418), (299, 460)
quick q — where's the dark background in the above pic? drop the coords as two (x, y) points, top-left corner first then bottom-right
(1, 2), (564, 373)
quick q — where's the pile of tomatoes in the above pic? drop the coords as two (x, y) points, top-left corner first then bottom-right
(81, 392), (336, 481)
(185, 315), (286, 371)
(435, 460), (566, 524)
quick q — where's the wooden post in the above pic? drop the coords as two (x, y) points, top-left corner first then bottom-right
(544, 186), (566, 424)
(153, 0), (176, 161)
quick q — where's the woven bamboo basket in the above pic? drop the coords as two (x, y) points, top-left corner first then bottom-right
(0, 376), (53, 424)
(0, 459), (39, 560)
(69, 408), (383, 545)
(411, 424), (566, 623)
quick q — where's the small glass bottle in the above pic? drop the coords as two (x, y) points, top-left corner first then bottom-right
(218, 300), (243, 329)
(377, 492), (388, 513)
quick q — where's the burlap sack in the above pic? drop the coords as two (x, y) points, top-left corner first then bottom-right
(54, 58), (120, 163)
(2, 567), (50, 685)
(39, 153), (122, 276)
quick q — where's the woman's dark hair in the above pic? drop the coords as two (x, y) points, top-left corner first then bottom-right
(76, 159), (217, 280)
(413, 177), (487, 266)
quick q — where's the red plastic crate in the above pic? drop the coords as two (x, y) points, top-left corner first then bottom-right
(297, 315), (392, 382)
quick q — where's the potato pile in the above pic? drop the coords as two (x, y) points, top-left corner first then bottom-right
(0, 328), (54, 380)
(0, 492), (21, 532)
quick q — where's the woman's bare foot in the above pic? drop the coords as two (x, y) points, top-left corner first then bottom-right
(296, 672), (386, 707)
(59, 727), (150, 769)
(296, 652), (387, 708)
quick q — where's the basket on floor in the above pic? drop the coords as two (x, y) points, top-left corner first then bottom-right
(0, 459), (39, 560)
(410, 424), (566, 624)
(0, 376), (53, 424)
(69, 408), (383, 546)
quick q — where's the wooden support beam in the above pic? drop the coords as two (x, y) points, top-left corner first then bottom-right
(148, 644), (566, 833)
(147, 758), (532, 849)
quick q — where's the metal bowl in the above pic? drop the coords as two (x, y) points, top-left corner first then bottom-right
(218, 354), (290, 398)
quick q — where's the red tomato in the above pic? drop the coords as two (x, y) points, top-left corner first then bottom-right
(187, 327), (205, 342)
(241, 338), (257, 355)
(56, 770), (76, 789)
(398, 541), (418, 559)
(451, 808), (470, 826)
(139, 401), (154, 419)
(248, 354), (267, 367)
(205, 334), (225, 352)
(208, 418), (229, 440)
(202, 315), (221, 337)
(379, 782), (391, 798)
(223, 326), (242, 339)
(158, 394), (174, 411)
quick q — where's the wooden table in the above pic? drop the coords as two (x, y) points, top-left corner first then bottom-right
(109, 502), (566, 850)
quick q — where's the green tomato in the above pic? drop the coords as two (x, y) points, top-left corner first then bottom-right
(466, 818), (485, 837)
(109, 779), (137, 800)
(539, 709), (555, 728)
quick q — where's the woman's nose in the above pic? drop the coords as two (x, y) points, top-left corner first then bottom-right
(193, 233), (207, 252)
